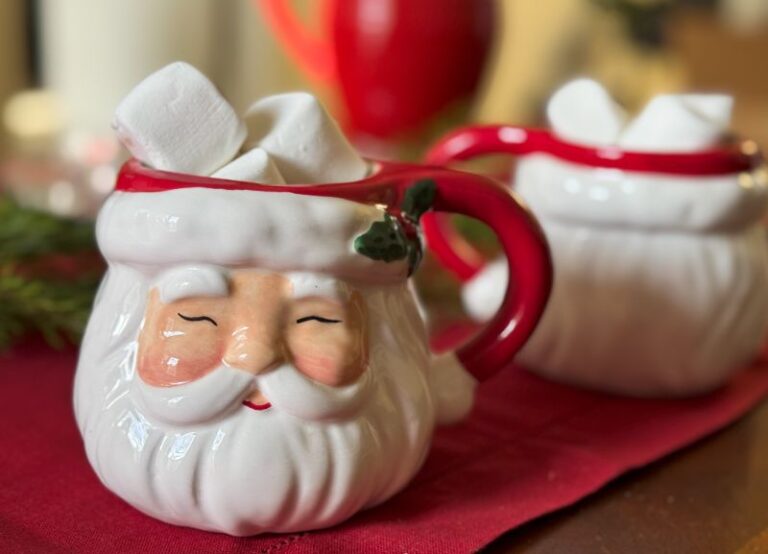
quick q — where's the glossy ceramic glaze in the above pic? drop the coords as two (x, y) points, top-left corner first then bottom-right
(257, 0), (494, 138)
(425, 125), (768, 396)
(74, 159), (551, 535)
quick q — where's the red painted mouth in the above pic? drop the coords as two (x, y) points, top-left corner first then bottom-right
(242, 400), (272, 412)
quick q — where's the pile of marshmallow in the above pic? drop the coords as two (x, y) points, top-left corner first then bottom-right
(113, 62), (368, 184)
(547, 78), (732, 151)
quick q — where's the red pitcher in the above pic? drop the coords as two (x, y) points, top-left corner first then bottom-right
(257, 0), (495, 139)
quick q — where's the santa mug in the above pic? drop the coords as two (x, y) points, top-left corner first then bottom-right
(74, 158), (550, 535)
(424, 125), (768, 397)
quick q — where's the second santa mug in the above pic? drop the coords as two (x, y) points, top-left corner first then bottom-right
(424, 124), (768, 397)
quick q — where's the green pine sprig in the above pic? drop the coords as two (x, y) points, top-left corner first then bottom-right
(0, 195), (96, 263)
(0, 195), (100, 351)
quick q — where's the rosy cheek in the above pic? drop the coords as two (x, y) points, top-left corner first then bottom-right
(287, 330), (366, 387)
(138, 330), (223, 387)
(291, 351), (346, 386)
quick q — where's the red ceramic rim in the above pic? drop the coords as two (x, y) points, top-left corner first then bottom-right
(426, 125), (761, 176)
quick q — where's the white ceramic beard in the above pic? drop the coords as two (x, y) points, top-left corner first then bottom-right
(463, 154), (768, 396)
(74, 264), (440, 535)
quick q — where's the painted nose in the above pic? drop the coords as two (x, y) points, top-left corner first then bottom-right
(221, 325), (283, 375)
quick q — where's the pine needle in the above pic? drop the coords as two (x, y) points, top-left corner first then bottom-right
(0, 195), (101, 350)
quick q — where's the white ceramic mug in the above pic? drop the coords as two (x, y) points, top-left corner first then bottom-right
(74, 158), (551, 535)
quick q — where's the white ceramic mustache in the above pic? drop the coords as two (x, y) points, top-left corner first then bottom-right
(134, 361), (373, 426)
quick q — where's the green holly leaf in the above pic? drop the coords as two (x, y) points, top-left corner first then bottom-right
(354, 179), (436, 275)
(354, 213), (408, 263)
(402, 179), (436, 223)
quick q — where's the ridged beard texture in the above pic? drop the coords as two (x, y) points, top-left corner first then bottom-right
(74, 265), (436, 536)
(463, 154), (768, 397)
(465, 224), (768, 397)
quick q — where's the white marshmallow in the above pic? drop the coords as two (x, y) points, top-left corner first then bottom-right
(547, 78), (627, 147)
(113, 61), (246, 175)
(684, 94), (733, 127)
(244, 92), (368, 184)
(212, 147), (286, 184)
(619, 94), (732, 152)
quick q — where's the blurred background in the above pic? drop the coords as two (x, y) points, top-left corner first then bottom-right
(0, 0), (766, 347)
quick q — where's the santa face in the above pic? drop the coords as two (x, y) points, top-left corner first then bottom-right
(138, 269), (368, 406)
(74, 264), (437, 535)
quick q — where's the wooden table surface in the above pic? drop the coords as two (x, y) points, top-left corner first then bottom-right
(486, 399), (768, 553)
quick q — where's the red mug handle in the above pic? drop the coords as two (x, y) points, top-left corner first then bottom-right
(255, 0), (338, 85)
(422, 125), (543, 282)
(405, 166), (551, 381)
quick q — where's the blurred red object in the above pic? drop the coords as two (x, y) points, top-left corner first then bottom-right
(258, 0), (495, 139)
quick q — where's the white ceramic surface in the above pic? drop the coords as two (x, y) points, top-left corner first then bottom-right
(463, 155), (768, 396)
(75, 185), (476, 536)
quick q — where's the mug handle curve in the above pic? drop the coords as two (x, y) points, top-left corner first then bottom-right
(409, 166), (551, 381)
(422, 125), (541, 282)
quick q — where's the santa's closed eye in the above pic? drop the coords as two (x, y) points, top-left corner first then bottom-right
(178, 313), (218, 326)
(295, 315), (342, 324)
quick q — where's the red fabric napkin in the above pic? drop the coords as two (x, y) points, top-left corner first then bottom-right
(2, 334), (767, 553)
